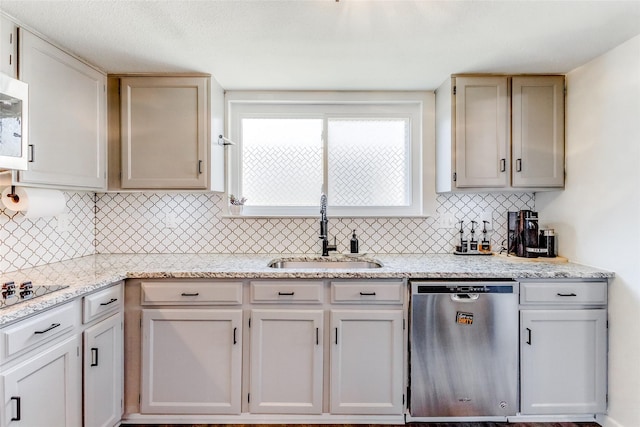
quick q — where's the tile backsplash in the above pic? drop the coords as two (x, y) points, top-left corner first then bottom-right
(0, 191), (534, 273)
(0, 192), (95, 273)
(94, 192), (535, 255)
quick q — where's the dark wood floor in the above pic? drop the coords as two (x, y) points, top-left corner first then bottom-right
(122, 423), (600, 427)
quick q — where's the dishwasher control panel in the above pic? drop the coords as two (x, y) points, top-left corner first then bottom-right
(412, 280), (518, 295)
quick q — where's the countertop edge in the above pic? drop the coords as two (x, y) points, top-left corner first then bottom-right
(0, 253), (614, 327)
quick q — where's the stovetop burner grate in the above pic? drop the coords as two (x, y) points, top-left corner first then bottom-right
(1, 281), (69, 309)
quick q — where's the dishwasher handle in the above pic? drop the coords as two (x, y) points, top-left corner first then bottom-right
(451, 293), (480, 302)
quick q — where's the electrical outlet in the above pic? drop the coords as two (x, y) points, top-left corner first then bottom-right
(480, 210), (493, 230)
(437, 212), (457, 229)
(164, 212), (177, 229)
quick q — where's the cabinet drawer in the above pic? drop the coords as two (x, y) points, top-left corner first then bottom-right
(83, 282), (123, 324)
(520, 281), (607, 305)
(331, 281), (404, 304)
(1, 300), (79, 362)
(250, 281), (323, 304)
(141, 281), (243, 305)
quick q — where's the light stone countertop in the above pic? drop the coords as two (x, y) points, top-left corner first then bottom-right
(0, 253), (613, 326)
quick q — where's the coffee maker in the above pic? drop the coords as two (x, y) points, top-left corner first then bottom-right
(508, 210), (542, 258)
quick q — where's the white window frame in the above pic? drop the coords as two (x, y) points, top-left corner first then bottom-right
(226, 91), (430, 217)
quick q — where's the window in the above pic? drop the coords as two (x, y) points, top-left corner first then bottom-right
(227, 92), (427, 216)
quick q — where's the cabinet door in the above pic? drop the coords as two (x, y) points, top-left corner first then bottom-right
(454, 76), (509, 188)
(84, 312), (123, 427)
(521, 309), (607, 414)
(249, 309), (323, 414)
(17, 29), (106, 190)
(512, 76), (565, 188)
(120, 77), (208, 189)
(330, 310), (404, 415)
(0, 16), (17, 78)
(141, 309), (242, 414)
(1, 335), (81, 427)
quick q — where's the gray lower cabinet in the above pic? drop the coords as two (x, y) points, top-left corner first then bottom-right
(82, 282), (124, 427)
(2, 336), (81, 427)
(141, 308), (243, 414)
(519, 281), (608, 415)
(127, 278), (406, 421)
(84, 312), (123, 427)
(329, 309), (404, 415)
(138, 280), (244, 415)
(248, 308), (324, 414)
(0, 300), (82, 427)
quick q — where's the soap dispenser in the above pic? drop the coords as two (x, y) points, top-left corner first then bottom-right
(480, 220), (492, 252)
(350, 230), (359, 254)
(469, 221), (478, 251)
(455, 220), (467, 253)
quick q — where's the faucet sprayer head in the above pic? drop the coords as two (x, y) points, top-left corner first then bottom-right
(320, 194), (327, 215)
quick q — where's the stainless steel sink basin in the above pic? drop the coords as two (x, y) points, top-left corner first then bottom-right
(268, 259), (382, 269)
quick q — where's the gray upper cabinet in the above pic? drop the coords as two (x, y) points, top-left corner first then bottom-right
(0, 15), (18, 78)
(512, 76), (565, 188)
(16, 29), (106, 190)
(436, 74), (565, 193)
(454, 76), (510, 188)
(118, 76), (209, 190)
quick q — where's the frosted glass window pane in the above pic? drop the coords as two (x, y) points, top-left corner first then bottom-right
(328, 119), (410, 206)
(242, 118), (323, 206)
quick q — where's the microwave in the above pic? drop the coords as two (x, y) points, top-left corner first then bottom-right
(0, 72), (28, 170)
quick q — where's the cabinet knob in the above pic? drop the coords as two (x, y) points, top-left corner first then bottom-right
(516, 158), (522, 172)
(500, 158), (506, 172)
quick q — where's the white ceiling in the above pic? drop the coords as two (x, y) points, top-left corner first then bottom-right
(1, 0), (639, 91)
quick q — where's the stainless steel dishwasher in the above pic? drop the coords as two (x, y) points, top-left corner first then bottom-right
(409, 279), (519, 418)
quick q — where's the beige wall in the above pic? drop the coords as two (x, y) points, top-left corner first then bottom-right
(536, 34), (640, 427)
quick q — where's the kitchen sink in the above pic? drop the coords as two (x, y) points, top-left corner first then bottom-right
(268, 258), (382, 269)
